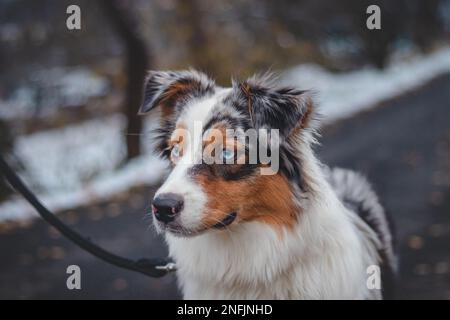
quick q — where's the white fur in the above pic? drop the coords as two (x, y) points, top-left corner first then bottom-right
(154, 90), (231, 232)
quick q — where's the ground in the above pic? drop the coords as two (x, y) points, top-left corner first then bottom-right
(0, 74), (449, 299)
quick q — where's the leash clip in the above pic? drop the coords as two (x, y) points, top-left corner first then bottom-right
(155, 262), (177, 273)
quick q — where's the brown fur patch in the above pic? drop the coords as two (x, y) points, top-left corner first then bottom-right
(299, 96), (314, 130)
(168, 123), (187, 163)
(195, 172), (298, 231)
(158, 80), (202, 119)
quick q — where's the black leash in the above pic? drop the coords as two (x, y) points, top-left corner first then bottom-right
(0, 154), (175, 278)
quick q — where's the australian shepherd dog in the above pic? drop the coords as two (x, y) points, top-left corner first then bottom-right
(139, 70), (397, 299)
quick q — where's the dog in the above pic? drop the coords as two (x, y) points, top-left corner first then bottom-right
(139, 69), (397, 299)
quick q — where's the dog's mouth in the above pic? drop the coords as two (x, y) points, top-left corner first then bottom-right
(212, 211), (237, 229)
(159, 211), (238, 237)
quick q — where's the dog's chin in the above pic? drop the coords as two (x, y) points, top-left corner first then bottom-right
(153, 212), (237, 238)
(161, 223), (206, 238)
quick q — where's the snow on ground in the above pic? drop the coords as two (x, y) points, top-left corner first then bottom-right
(282, 46), (450, 122)
(0, 114), (167, 221)
(1, 46), (450, 221)
(0, 67), (109, 120)
(0, 155), (167, 221)
(15, 115), (126, 193)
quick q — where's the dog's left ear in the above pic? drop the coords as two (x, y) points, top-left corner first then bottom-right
(139, 70), (215, 115)
(233, 75), (314, 140)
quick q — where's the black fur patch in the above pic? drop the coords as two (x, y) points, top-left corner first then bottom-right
(189, 162), (258, 182)
(231, 79), (308, 139)
(224, 75), (311, 189)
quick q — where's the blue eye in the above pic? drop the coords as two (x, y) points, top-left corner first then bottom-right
(171, 144), (180, 159)
(222, 149), (234, 161)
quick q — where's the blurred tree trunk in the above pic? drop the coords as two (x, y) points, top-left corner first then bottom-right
(175, 0), (212, 73)
(412, 0), (442, 52)
(101, 0), (149, 160)
(352, 0), (405, 69)
(0, 120), (14, 201)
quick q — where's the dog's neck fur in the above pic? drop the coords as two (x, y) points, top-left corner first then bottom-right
(166, 141), (381, 299)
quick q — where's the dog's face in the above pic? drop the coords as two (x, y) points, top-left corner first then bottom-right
(140, 70), (314, 237)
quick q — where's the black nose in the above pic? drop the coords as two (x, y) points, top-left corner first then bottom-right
(152, 193), (184, 223)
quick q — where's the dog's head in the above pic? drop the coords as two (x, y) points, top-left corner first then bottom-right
(140, 70), (316, 237)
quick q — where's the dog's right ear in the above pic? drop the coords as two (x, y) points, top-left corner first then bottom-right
(139, 70), (216, 115)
